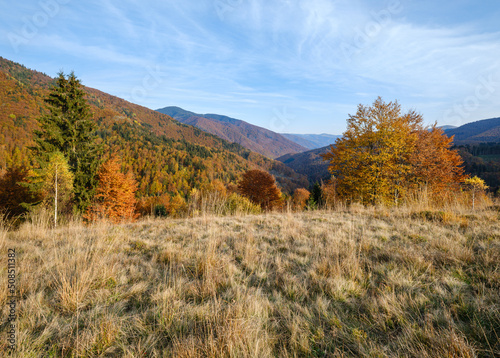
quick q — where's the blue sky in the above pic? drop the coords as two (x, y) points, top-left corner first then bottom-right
(2, 0), (500, 134)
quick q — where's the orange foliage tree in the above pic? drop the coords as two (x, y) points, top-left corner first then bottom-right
(238, 169), (283, 210)
(321, 180), (337, 208)
(292, 188), (310, 210)
(322, 97), (465, 205)
(409, 125), (465, 197)
(85, 157), (138, 223)
(0, 165), (40, 219)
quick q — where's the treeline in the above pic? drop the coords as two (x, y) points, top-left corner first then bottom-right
(458, 142), (500, 157)
(0, 71), (308, 224)
(0, 58), (310, 224)
(0, 57), (492, 219)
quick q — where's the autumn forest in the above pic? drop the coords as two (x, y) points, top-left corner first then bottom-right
(1, 56), (499, 357)
(0, 57), (494, 224)
(0, 57), (309, 222)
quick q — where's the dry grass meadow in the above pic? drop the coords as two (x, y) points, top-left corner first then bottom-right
(1, 204), (499, 357)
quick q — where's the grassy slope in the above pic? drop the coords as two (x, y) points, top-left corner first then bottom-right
(1, 207), (499, 357)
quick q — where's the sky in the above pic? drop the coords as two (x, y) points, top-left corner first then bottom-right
(1, 0), (500, 134)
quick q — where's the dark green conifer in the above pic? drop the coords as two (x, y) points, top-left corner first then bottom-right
(32, 72), (102, 213)
(307, 182), (323, 209)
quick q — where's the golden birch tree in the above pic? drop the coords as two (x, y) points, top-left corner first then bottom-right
(322, 98), (466, 205)
(464, 176), (488, 210)
(322, 97), (422, 205)
(29, 151), (74, 226)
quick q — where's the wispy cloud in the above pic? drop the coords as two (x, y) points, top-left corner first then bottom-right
(34, 34), (152, 67)
(1, 0), (500, 133)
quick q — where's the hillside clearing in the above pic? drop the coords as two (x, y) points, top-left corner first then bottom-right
(1, 207), (499, 357)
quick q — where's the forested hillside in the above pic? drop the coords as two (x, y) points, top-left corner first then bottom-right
(0, 57), (307, 201)
(277, 146), (331, 184)
(456, 143), (500, 193)
(445, 117), (500, 144)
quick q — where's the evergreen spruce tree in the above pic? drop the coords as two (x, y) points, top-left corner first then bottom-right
(33, 72), (101, 213)
(307, 182), (323, 209)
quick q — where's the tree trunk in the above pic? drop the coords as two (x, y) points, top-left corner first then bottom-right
(55, 166), (58, 227)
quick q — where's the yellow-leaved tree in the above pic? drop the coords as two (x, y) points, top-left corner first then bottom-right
(464, 176), (488, 210)
(322, 97), (422, 205)
(28, 151), (74, 227)
(322, 97), (466, 205)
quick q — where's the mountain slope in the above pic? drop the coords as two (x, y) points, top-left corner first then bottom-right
(277, 146), (332, 185)
(281, 133), (341, 150)
(0, 57), (308, 196)
(445, 117), (500, 144)
(156, 106), (308, 158)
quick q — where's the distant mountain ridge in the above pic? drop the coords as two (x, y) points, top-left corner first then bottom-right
(156, 106), (308, 158)
(439, 125), (457, 131)
(281, 133), (341, 149)
(444, 117), (500, 144)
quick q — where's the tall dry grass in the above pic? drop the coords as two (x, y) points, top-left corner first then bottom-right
(0, 202), (499, 357)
